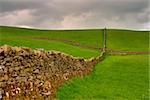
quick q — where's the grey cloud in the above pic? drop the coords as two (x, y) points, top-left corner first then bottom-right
(0, 0), (149, 29)
(0, 0), (47, 13)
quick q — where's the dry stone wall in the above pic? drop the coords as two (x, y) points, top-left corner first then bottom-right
(0, 45), (103, 100)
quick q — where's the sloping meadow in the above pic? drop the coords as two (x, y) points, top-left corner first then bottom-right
(0, 45), (102, 99)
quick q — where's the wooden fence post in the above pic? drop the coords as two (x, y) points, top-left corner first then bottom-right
(103, 27), (106, 52)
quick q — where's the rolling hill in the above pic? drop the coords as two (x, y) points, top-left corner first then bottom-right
(0, 26), (149, 52)
(0, 26), (149, 99)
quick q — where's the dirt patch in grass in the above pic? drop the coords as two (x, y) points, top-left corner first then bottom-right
(106, 48), (150, 55)
(20, 36), (101, 50)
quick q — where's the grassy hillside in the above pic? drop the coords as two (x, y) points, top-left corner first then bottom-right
(0, 37), (99, 58)
(107, 29), (149, 51)
(57, 55), (149, 100)
(0, 26), (149, 99)
(0, 26), (149, 53)
(0, 26), (103, 49)
(0, 26), (102, 58)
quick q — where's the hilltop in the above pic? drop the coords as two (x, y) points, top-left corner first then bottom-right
(0, 26), (149, 99)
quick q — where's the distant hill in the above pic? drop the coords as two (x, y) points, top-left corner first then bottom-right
(0, 26), (149, 53)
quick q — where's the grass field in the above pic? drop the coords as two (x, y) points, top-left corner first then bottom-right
(0, 26), (149, 52)
(57, 55), (149, 100)
(0, 26), (149, 99)
(0, 37), (100, 58)
(0, 26), (103, 50)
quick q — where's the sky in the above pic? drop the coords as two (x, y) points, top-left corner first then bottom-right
(0, 0), (149, 29)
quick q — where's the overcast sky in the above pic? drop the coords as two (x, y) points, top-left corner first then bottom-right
(0, 0), (149, 29)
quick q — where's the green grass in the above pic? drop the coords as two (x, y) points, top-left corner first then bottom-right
(0, 26), (149, 52)
(0, 26), (149, 99)
(107, 29), (149, 51)
(57, 55), (149, 100)
(0, 26), (103, 49)
(0, 37), (99, 58)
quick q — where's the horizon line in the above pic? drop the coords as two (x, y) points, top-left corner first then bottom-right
(0, 25), (149, 31)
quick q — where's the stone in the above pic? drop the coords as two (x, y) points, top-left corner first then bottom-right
(36, 75), (42, 79)
(43, 81), (51, 90)
(24, 68), (31, 73)
(15, 47), (22, 53)
(14, 66), (21, 71)
(34, 79), (40, 85)
(33, 69), (40, 74)
(42, 91), (51, 96)
(0, 45), (96, 99)
(63, 73), (69, 80)
(6, 92), (9, 98)
(2, 45), (11, 53)
(3, 74), (9, 81)
(9, 68), (14, 73)
(11, 72), (18, 78)
(29, 76), (34, 80)
(3, 68), (8, 74)
(0, 56), (4, 60)
(14, 56), (24, 61)
(0, 65), (4, 74)
(0, 88), (4, 100)
(4, 58), (11, 62)
(0, 82), (6, 88)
